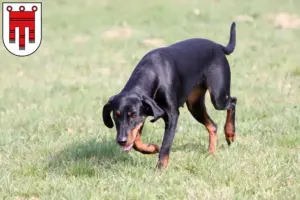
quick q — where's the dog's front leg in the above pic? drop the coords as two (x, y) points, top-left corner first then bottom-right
(133, 124), (160, 154)
(156, 111), (179, 169)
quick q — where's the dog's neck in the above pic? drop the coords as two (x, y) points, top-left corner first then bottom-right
(121, 80), (158, 100)
(121, 64), (160, 99)
(121, 86), (154, 99)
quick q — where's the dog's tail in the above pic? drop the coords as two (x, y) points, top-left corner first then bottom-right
(220, 22), (236, 55)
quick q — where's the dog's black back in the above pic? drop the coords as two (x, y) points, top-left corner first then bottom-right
(122, 22), (235, 109)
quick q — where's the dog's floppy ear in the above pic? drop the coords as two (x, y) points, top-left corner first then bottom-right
(142, 95), (164, 123)
(102, 96), (115, 128)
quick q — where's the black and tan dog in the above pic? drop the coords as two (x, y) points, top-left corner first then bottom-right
(102, 22), (237, 169)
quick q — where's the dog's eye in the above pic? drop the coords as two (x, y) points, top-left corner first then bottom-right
(128, 112), (137, 118)
(131, 114), (137, 119)
(115, 111), (121, 117)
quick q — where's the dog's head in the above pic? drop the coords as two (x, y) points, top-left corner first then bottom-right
(102, 92), (164, 151)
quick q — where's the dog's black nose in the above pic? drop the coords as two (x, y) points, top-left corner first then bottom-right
(117, 138), (127, 146)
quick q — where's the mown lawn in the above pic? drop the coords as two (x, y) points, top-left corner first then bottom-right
(0, 0), (299, 199)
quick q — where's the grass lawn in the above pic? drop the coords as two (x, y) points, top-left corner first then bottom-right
(0, 0), (300, 199)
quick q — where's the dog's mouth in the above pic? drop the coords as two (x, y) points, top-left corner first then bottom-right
(119, 123), (143, 152)
(120, 144), (134, 151)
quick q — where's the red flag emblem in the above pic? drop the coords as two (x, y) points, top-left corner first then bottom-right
(2, 2), (42, 57)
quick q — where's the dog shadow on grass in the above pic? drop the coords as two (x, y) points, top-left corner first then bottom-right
(46, 137), (211, 177)
(46, 139), (135, 177)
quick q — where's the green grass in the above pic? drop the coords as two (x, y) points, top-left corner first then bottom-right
(1, 0), (300, 199)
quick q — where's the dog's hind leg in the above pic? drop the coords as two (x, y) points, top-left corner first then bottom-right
(206, 57), (237, 145)
(224, 97), (237, 145)
(186, 85), (218, 154)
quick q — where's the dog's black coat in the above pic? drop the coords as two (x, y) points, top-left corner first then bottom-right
(103, 22), (237, 168)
